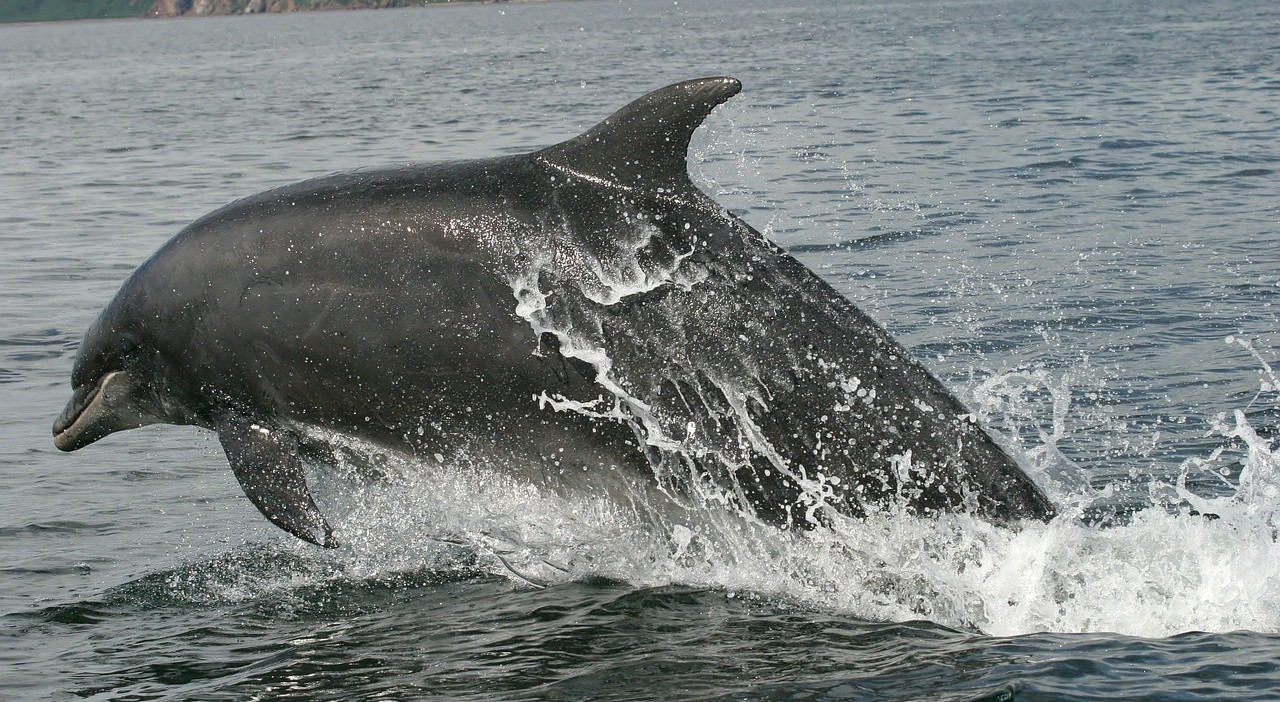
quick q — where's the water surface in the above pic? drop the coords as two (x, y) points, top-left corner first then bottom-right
(2, 0), (1278, 699)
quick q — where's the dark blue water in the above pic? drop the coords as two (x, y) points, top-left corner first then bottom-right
(2, 0), (1278, 699)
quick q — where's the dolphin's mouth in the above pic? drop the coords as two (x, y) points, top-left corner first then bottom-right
(53, 371), (119, 451)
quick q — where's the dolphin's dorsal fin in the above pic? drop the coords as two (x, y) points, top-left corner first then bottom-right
(536, 76), (742, 193)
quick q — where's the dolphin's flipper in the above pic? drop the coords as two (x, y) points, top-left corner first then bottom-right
(215, 416), (337, 548)
(536, 76), (742, 191)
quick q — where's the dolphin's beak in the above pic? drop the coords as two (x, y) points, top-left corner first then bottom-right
(53, 371), (156, 451)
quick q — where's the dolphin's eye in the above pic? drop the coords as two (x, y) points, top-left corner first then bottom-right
(71, 336), (140, 389)
(70, 356), (103, 390)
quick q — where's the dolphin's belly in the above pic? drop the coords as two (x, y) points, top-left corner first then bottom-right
(200, 252), (648, 484)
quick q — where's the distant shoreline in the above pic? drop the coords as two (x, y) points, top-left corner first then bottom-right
(0, 0), (544, 25)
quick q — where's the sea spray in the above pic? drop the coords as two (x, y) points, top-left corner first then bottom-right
(279, 355), (1278, 638)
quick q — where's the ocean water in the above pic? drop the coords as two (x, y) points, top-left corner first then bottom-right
(2, 0), (1279, 699)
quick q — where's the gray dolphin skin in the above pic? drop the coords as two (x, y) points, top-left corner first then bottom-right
(54, 77), (1055, 547)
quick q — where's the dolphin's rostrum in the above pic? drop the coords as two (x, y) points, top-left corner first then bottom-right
(54, 77), (1055, 547)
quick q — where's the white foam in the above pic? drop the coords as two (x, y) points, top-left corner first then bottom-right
(254, 139), (1280, 638)
(306, 348), (1280, 638)
(482, 212), (1280, 636)
(291, 387), (1274, 639)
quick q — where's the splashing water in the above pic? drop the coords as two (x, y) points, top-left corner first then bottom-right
(259, 144), (1280, 640)
(134, 105), (1279, 643)
(260, 347), (1280, 641)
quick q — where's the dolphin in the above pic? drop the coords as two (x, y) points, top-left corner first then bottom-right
(53, 77), (1055, 547)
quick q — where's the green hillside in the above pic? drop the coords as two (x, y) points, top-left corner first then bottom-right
(0, 0), (154, 22)
(0, 0), (453, 23)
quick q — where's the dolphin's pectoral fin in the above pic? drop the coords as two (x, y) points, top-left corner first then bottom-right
(215, 415), (337, 548)
(536, 76), (742, 192)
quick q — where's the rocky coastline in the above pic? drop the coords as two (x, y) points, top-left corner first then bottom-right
(0, 0), (497, 23)
(148, 0), (423, 17)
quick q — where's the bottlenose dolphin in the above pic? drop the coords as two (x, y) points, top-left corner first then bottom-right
(54, 77), (1055, 547)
